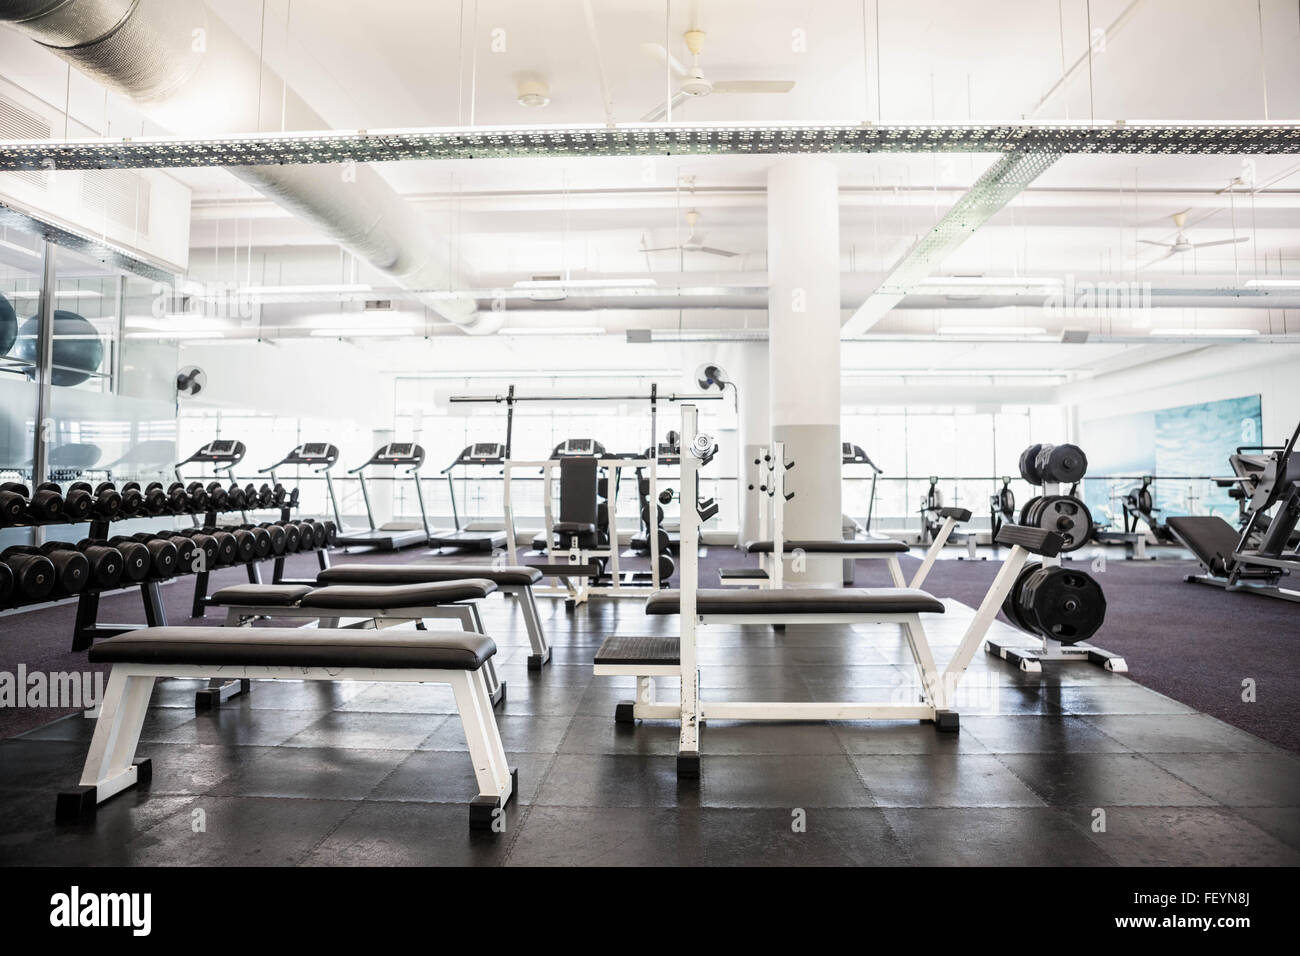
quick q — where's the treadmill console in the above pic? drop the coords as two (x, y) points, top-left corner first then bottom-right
(371, 443), (425, 467)
(552, 438), (605, 458)
(283, 443), (340, 466)
(458, 443), (506, 464)
(181, 439), (246, 465)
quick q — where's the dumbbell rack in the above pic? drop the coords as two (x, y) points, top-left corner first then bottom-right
(68, 514), (169, 652)
(984, 477), (1127, 673)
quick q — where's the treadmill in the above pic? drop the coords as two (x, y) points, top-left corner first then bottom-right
(334, 443), (431, 550)
(430, 442), (509, 552)
(260, 442), (343, 528)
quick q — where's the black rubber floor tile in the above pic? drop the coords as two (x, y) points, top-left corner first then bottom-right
(694, 807), (910, 865)
(534, 754), (696, 808)
(0, 789), (195, 866)
(0, 740), (98, 792)
(281, 711), (447, 750)
(126, 795), (359, 866)
(418, 714), (572, 754)
(368, 749), (551, 805)
(146, 708), (327, 747)
(962, 715), (1132, 754)
(698, 754), (875, 808)
(302, 800), (513, 865)
(557, 716), (682, 756)
(17, 706), (196, 743)
(1068, 807), (1300, 865)
(996, 752), (1219, 807)
(882, 807), (1116, 865)
(1083, 714), (1283, 754)
(851, 754), (1046, 808)
(689, 721), (846, 755)
(833, 721), (988, 755)
(130, 743), (273, 796)
(336, 683), (458, 714)
(1230, 807), (1300, 851)
(1045, 684), (1196, 716)
(210, 746), (410, 800)
(1145, 752), (1300, 807)
(505, 806), (698, 866)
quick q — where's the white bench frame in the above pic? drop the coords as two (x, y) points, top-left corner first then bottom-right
(596, 405), (1039, 775)
(61, 660), (514, 829)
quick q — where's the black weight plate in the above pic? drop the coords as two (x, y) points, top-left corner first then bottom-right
(657, 554), (675, 580)
(1038, 443), (1088, 485)
(1021, 566), (1106, 645)
(1019, 495), (1043, 528)
(1018, 443), (1044, 485)
(1002, 560), (1041, 634)
(1034, 495), (1093, 553)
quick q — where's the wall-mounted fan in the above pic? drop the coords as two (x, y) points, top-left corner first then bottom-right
(176, 366), (206, 397)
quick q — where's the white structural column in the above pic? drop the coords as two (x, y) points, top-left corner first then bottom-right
(727, 341), (771, 546)
(766, 158), (842, 585)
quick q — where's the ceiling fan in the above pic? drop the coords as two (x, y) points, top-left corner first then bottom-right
(1139, 210), (1248, 265)
(641, 209), (738, 258)
(640, 29), (795, 122)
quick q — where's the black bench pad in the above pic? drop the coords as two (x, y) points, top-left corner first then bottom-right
(213, 584), (313, 606)
(300, 580), (497, 609)
(88, 627), (496, 671)
(743, 538), (908, 554)
(319, 563), (543, 586)
(645, 588), (945, 615)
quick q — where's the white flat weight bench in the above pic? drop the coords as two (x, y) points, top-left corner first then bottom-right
(55, 627), (516, 830)
(317, 563), (552, 669)
(211, 579), (506, 708)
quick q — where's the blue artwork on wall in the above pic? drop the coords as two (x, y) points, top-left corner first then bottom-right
(1080, 394), (1262, 524)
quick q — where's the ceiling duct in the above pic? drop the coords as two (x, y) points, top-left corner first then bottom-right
(0, 0), (496, 334)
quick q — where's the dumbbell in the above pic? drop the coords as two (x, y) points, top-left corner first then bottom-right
(158, 530), (218, 571)
(243, 484), (259, 509)
(203, 529), (239, 565)
(5, 544), (86, 595)
(82, 537), (149, 582)
(301, 519), (329, 550)
(62, 482), (94, 522)
(256, 522), (288, 554)
(141, 482), (169, 516)
(0, 561), (12, 605)
(186, 482), (210, 512)
(29, 482), (66, 522)
(257, 484), (275, 508)
(271, 484), (287, 508)
(137, 531), (194, 571)
(46, 541), (124, 589)
(233, 524), (273, 559)
(206, 482), (231, 511)
(112, 534), (178, 578)
(0, 482), (28, 525)
(166, 482), (191, 513)
(288, 487), (300, 508)
(119, 482), (145, 517)
(0, 546), (56, 601)
(278, 520), (302, 553)
(79, 481), (122, 519)
(218, 527), (257, 563)
(322, 520), (337, 547)
(226, 483), (248, 510)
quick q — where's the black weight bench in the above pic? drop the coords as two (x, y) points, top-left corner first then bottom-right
(211, 579), (506, 707)
(317, 563), (551, 668)
(55, 627), (516, 830)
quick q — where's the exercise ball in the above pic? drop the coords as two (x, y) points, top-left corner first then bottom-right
(0, 292), (15, 356)
(13, 310), (104, 387)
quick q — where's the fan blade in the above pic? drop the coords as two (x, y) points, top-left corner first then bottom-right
(640, 90), (689, 122)
(1139, 249), (1179, 269)
(709, 79), (796, 94)
(641, 245), (681, 253)
(1137, 240), (1173, 248)
(697, 246), (740, 257)
(1190, 237), (1250, 249)
(640, 42), (689, 78)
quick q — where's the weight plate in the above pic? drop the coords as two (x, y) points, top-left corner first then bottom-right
(1037, 443), (1088, 485)
(1019, 566), (1106, 645)
(1018, 495), (1042, 527)
(657, 554), (676, 580)
(1018, 443), (1044, 485)
(1033, 495), (1093, 552)
(1002, 561), (1041, 634)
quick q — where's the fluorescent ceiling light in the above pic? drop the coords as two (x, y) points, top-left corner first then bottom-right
(126, 315), (228, 332)
(9, 289), (104, 299)
(0, 238), (40, 258)
(309, 327), (415, 337)
(1243, 278), (1300, 289)
(498, 326), (605, 336)
(233, 283), (372, 296)
(513, 278), (657, 289)
(126, 330), (225, 340)
(937, 326), (1048, 335)
(1148, 327), (1261, 337)
(921, 276), (1063, 289)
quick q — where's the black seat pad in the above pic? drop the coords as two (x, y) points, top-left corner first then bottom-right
(553, 521), (597, 534)
(88, 627), (496, 671)
(213, 584), (313, 606)
(1166, 515), (1240, 573)
(645, 587), (945, 615)
(743, 538), (909, 554)
(319, 563), (542, 586)
(300, 579), (496, 609)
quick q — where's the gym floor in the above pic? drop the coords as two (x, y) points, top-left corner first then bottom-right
(0, 545), (1297, 866)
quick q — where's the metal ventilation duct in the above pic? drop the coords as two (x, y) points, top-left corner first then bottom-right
(0, 0), (495, 333)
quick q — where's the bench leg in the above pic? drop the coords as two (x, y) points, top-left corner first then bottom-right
(467, 602), (487, 635)
(516, 587), (551, 669)
(899, 614), (944, 713)
(450, 669), (516, 831)
(57, 668), (155, 822)
(887, 555), (907, 588)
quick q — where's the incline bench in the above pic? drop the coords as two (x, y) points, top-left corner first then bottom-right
(211, 578), (506, 707)
(317, 563), (552, 668)
(730, 507), (973, 589)
(56, 627), (516, 830)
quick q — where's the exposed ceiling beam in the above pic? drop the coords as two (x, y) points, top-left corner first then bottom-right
(1, 122), (1297, 172)
(841, 150), (1061, 338)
